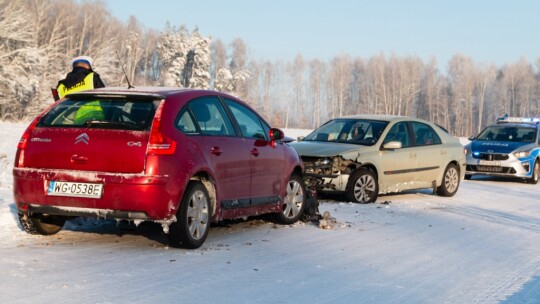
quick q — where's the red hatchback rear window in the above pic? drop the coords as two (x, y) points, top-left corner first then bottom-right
(39, 98), (158, 131)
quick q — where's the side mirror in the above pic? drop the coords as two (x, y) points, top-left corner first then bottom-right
(468, 136), (475, 140)
(269, 128), (284, 141)
(382, 141), (402, 150)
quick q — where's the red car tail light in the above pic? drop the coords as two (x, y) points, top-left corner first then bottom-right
(147, 101), (176, 155)
(15, 116), (41, 168)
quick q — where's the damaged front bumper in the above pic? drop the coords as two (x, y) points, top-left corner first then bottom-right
(301, 156), (358, 192)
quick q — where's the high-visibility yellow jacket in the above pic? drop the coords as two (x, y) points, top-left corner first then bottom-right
(57, 72), (95, 98)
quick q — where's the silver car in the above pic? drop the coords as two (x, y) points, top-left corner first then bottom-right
(290, 115), (466, 203)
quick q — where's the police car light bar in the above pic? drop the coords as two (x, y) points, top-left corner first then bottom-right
(496, 115), (540, 125)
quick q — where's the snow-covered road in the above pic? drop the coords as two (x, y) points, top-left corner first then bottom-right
(1, 122), (539, 303)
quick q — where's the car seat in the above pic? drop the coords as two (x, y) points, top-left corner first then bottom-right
(129, 105), (150, 125)
(397, 124), (409, 147)
(495, 133), (508, 141)
(191, 103), (211, 131)
(522, 131), (535, 142)
(315, 133), (329, 141)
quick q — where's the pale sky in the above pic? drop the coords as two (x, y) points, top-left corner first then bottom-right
(103, 0), (540, 70)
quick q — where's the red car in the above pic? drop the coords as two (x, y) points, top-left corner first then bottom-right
(14, 87), (306, 248)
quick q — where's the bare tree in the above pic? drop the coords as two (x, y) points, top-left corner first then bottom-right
(210, 39), (227, 88)
(262, 61), (274, 120)
(367, 53), (389, 115)
(448, 54), (475, 136)
(289, 54), (306, 127)
(402, 56), (424, 117)
(497, 58), (535, 117)
(309, 59), (326, 128)
(474, 63), (496, 133)
(418, 57), (438, 121)
(229, 38), (247, 71)
(328, 54), (352, 118)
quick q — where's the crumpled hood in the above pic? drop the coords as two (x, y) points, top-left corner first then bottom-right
(289, 141), (366, 157)
(471, 140), (534, 154)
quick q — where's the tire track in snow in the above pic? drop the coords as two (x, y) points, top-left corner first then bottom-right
(435, 205), (540, 233)
(429, 202), (540, 302)
(463, 180), (540, 201)
(472, 255), (540, 303)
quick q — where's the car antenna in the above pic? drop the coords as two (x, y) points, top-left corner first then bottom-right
(116, 50), (134, 89)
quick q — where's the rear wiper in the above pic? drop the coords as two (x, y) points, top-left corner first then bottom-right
(83, 120), (140, 129)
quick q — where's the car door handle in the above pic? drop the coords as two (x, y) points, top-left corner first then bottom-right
(440, 150), (447, 155)
(409, 152), (417, 158)
(71, 154), (88, 163)
(210, 147), (222, 156)
(251, 148), (260, 157)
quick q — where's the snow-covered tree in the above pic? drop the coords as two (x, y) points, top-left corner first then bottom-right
(158, 24), (188, 86)
(214, 68), (234, 92)
(0, 0), (46, 119)
(188, 29), (211, 89)
(157, 25), (211, 88)
(214, 68), (250, 95)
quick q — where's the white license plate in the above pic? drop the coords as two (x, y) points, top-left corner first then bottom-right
(478, 160), (502, 166)
(47, 181), (103, 198)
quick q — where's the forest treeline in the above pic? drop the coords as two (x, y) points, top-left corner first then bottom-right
(1, 0), (539, 136)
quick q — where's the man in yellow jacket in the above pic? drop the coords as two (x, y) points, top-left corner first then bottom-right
(56, 56), (106, 124)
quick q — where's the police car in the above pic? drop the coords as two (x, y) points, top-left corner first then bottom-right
(465, 115), (540, 184)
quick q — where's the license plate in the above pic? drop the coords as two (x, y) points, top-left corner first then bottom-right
(47, 181), (103, 198)
(478, 160), (502, 166)
(477, 166), (504, 173)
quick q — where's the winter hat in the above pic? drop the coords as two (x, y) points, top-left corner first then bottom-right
(71, 56), (93, 67)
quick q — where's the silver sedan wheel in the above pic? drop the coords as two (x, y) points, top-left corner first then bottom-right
(354, 174), (377, 203)
(444, 166), (460, 194)
(283, 179), (304, 219)
(187, 189), (210, 240)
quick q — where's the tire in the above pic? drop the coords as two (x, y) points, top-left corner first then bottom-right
(18, 212), (66, 235)
(436, 163), (460, 197)
(169, 182), (211, 249)
(274, 174), (306, 225)
(527, 160), (539, 184)
(346, 168), (378, 203)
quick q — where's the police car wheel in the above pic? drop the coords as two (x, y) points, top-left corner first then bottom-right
(527, 161), (539, 185)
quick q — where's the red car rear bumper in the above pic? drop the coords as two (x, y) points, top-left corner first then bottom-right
(13, 168), (176, 220)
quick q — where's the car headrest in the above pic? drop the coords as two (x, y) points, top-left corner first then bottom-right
(192, 103), (211, 123)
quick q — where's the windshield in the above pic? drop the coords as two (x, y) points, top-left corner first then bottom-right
(39, 98), (158, 131)
(304, 119), (389, 146)
(476, 125), (537, 143)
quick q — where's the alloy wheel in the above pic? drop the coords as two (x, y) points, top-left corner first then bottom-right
(283, 179), (304, 219)
(444, 166), (459, 193)
(354, 174), (376, 203)
(187, 189), (209, 240)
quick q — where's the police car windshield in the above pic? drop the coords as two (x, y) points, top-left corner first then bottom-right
(476, 125), (536, 143)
